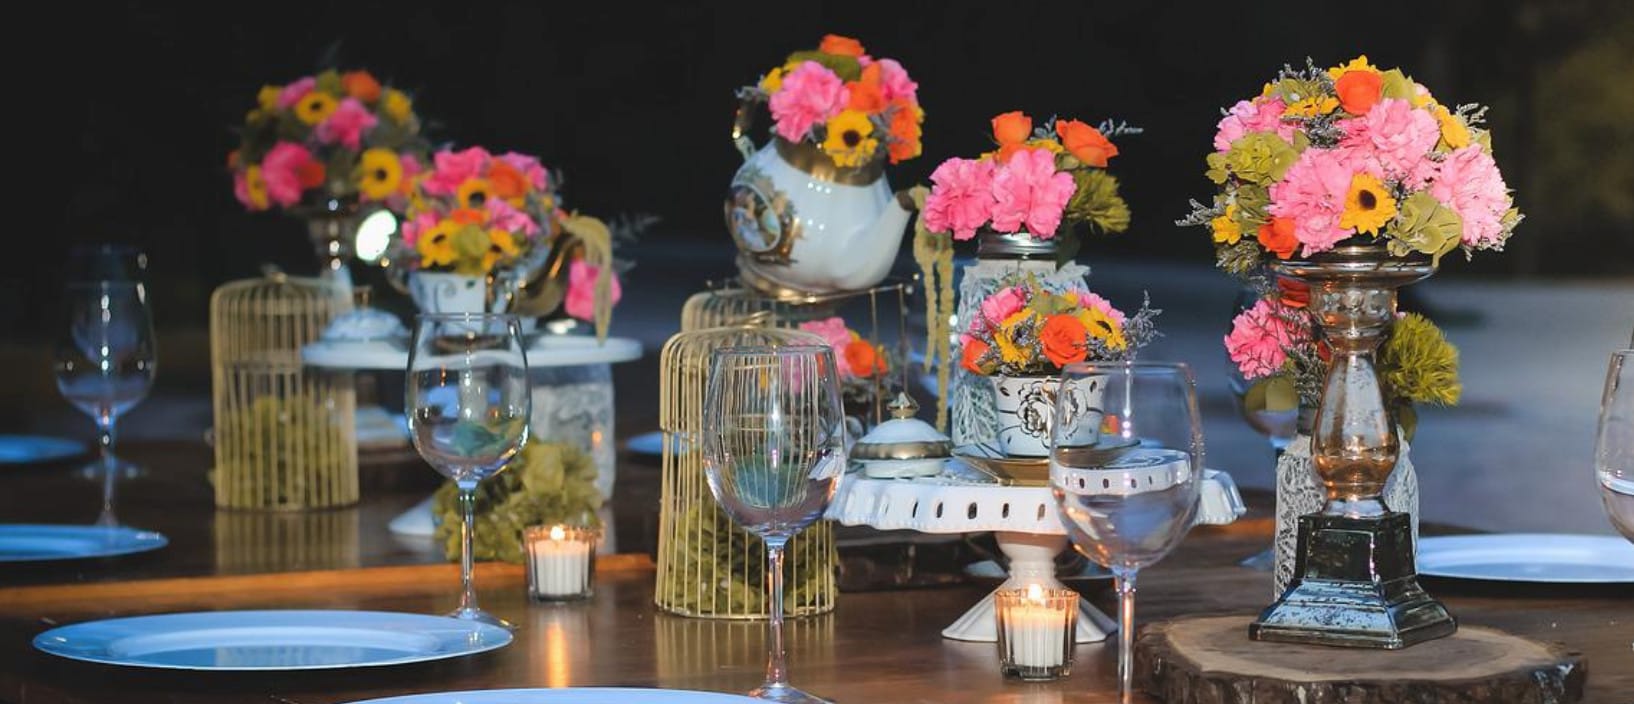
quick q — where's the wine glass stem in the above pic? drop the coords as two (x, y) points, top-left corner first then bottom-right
(1115, 568), (1137, 704)
(95, 410), (118, 528)
(763, 540), (790, 691)
(458, 483), (479, 613)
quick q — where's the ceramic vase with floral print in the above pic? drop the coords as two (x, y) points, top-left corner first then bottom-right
(988, 374), (1105, 457)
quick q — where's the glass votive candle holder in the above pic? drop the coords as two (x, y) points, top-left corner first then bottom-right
(994, 584), (1077, 681)
(524, 524), (600, 601)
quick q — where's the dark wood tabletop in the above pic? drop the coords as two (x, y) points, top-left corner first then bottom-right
(1, 443), (1630, 703)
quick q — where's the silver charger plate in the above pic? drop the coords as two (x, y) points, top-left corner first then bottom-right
(0, 524), (167, 562)
(344, 688), (764, 703)
(1416, 533), (1634, 583)
(34, 610), (512, 671)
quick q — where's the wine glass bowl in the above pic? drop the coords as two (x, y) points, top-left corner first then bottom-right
(1596, 350), (1634, 543)
(702, 345), (846, 704)
(1050, 361), (1203, 704)
(406, 313), (531, 627)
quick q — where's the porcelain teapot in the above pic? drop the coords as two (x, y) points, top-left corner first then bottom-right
(726, 95), (914, 296)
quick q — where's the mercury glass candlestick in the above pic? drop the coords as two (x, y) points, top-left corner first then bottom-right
(994, 584), (1077, 681)
(1250, 242), (1456, 649)
(525, 525), (599, 601)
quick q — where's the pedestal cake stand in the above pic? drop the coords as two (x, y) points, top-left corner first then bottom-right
(826, 461), (1245, 643)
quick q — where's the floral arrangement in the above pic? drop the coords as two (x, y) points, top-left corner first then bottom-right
(230, 69), (426, 211)
(922, 111), (1134, 259)
(432, 440), (602, 564)
(1182, 56), (1522, 276)
(395, 146), (560, 277)
(960, 275), (1157, 377)
(798, 316), (893, 408)
(745, 34), (924, 167)
(1225, 278), (1459, 438)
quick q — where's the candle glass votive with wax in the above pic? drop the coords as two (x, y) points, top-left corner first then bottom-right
(995, 585), (1077, 681)
(524, 524), (600, 601)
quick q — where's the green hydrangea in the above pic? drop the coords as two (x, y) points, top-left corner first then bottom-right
(1064, 169), (1131, 235)
(658, 501), (830, 615)
(1206, 132), (1300, 187)
(432, 440), (603, 564)
(1388, 192), (1464, 264)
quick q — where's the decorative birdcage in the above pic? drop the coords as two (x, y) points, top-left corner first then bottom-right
(210, 271), (358, 510)
(656, 279), (917, 619)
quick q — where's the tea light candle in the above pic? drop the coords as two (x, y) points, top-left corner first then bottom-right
(994, 584), (1077, 680)
(524, 524), (599, 601)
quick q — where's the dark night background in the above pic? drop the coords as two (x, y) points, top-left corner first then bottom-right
(7, 0), (1632, 337)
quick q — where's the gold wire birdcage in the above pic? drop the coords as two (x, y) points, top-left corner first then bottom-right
(655, 278), (916, 619)
(210, 271), (358, 510)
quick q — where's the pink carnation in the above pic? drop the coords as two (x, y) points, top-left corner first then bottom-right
(260, 141), (313, 208)
(798, 316), (855, 376)
(497, 151), (549, 191)
(989, 148), (1077, 238)
(1431, 146), (1513, 248)
(1075, 291), (1127, 328)
(1269, 148), (1355, 256)
(1213, 98), (1294, 152)
(565, 260), (622, 322)
(923, 158), (996, 240)
(315, 98), (378, 150)
(875, 58), (918, 103)
(422, 147), (492, 196)
(1224, 299), (1306, 380)
(768, 61), (848, 143)
(276, 77), (315, 110)
(979, 286), (1028, 331)
(1336, 98), (1439, 189)
(485, 199), (539, 237)
(399, 212), (439, 248)
(399, 153), (423, 188)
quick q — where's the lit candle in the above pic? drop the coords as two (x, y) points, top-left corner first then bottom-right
(995, 584), (1076, 680)
(525, 524), (599, 601)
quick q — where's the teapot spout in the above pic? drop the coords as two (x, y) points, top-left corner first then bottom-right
(865, 191), (917, 249)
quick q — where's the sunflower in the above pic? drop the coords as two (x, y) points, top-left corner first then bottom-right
(480, 229), (522, 272)
(243, 166), (270, 210)
(1283, 95), (1339, 118)
(820, 110), (879, 168)
(1080, 307), (1127, 351)
(1339, 172), (1398, 236)
(357, 149), (402, 201)
(994, 310), (1037, 367)
(456, 178), (494, 209)
(295, 91), (339, 126)
(417, 219), (459, 268)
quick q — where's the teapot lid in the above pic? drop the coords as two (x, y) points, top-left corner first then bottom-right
(850, 393), (953, 461)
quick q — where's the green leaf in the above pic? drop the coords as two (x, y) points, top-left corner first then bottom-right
(783, 51), (861, 82)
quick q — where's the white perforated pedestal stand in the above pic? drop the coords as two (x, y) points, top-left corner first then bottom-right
(826, 459), (1245, 643)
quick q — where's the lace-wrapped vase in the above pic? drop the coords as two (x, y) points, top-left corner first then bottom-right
(1272, 427), (1419, 597)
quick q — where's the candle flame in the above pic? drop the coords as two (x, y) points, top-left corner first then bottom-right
(549, 525), (567, 541)
(1026, 583), (1045, 602)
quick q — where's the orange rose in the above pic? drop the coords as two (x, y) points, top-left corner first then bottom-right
(1040, 314), (1089, 368)
(295, 160), (326, 189)
(341, 70), (383, 103)
(1276, 277), (1309, 308)
(487, 161), (528, 203)
(843, 339), (886, 378)
(886, 98), (922, 164)
(961, 338), (991, 374)
(449, 208), (488, 226)
(819, 34), (866, 57)
(991, 111), (1032, 162)
(846, 63), (887, 113)
(1335, 71), (1383, 115)
(1055, 119), (1118, 168)
(1257, 217), (1299, 259)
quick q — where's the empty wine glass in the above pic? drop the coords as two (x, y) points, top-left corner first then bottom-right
(54, 254), (157, 527)
(702, 345), (847, 704)
(1596, 349), (1633, 543)
(406, 313), (531, 628)
(1050, 362), (1202, 704)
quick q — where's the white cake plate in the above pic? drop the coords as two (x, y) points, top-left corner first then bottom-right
(301, 334), (643, 370)
(826, 460), (1244, 643)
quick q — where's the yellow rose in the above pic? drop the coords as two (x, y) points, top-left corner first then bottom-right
(1211, 204), (1242, 245)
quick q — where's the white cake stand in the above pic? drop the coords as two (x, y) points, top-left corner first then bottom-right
(826, 460), (1245, 643)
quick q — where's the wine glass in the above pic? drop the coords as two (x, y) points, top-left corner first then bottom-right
(1050, 362), (1203, 704)
(54, 268), (157, 527)
(702, 345), (847, 704)
(406, 313), (531, 628)
(1596, 349), (1633, 543)
(63, 245), (153, 482)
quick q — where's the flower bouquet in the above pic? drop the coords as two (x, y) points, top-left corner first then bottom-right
(1181, 56), (1522, 275)
(797, 316), (893, 413)
(389, 146), (621, 336)
(959, 276), (1156, 456)
(748, 33), (924, 168)
(922, 111), (1134, 261)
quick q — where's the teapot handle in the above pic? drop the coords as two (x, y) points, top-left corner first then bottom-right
(731, 88), (764, 163)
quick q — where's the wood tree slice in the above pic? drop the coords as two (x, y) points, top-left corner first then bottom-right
(1134, 615), (1587, 704)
